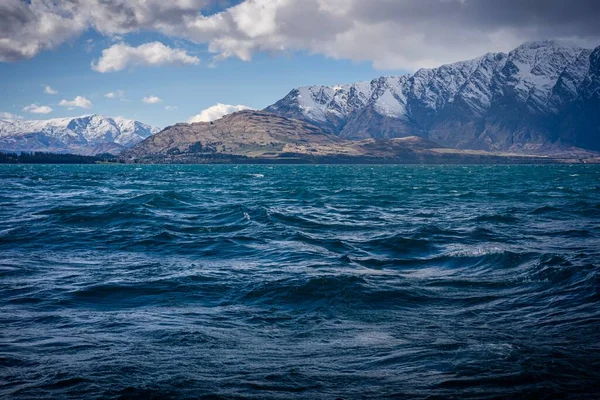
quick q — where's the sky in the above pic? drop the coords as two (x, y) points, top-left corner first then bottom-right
(1, 0), (599, 128)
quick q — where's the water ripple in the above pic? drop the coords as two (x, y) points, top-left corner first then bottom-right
(0, 164), (599, 399)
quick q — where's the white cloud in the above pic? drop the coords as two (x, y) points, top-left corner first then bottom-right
(0, 0), (88, 62)
(2, 0), (600, 70)
(178, 0), (521, 70)
(0, 0), (210, 62)
(146, 0), (600, 70)
(92, 42), (200, 73)
(23, 104), (53, 114)
(142, 96), (162, 104)
(0, 111), (23, 119)
(189, 103), (252, 123)
(58, 96), (93, 109)
(104, 90), (125, 99)
(44, 85), (58, 94)
(165, 105), (178, 110)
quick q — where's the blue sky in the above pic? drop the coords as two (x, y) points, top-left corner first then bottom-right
(0, 30), (399, 128)
(1, 0), (597, 128)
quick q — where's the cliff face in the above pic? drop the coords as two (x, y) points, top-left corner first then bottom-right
(266, 41), (600, 153)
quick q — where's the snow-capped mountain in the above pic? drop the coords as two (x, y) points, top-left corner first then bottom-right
(266, 41), (600, 152)
(0, 114), (161, 155)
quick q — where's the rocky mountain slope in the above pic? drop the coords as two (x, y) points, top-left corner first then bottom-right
(123, 110), (586, 164)
(123, 110), (358, 161)
(0, 114), (160, 155)
(266, 40), (600, 153)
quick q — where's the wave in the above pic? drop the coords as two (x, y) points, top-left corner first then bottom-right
(472, 214), (520, 224)
(1, 164), (599, 399)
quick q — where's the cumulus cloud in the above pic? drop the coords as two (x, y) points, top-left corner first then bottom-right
(0, 0), (211, 62)
(189, 103), (253, 123)
(104, 90), (125, 99)
(44, 85), (58, 94)
(142, 96), (162, 104)
(165, 105), (178, 110)
(23, 104), (53, 114)
(58, 96), (93, 109)
(180, 0), (600, 69)
(0, 0), (88, 62)
(0, 111), (23, 119)
(2, 0), (600, 70)
(92, 42), (200, 73)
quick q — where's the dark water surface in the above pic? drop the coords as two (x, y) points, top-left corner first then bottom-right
(1, 165), (599, 399)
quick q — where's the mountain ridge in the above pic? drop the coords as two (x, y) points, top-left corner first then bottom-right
(122, 110), (599, 164)
(0, 114), (161, 155)
(265, 40), (600, 153)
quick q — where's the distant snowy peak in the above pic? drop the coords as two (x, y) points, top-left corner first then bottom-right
(0, 114), (160, 155)
(266, 40), (600, 152)
(290, 77), (408, 120)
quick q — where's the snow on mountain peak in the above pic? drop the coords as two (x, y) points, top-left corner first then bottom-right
(265, 40), (600, 151)
(0, 114), (160, 155)
(269, 41), (595, 120)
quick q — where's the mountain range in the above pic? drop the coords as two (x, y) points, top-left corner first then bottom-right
(0, 114), (160, 155)
(2, 40), (599, 159)
(122, 110), (596, 164)
(266, 40), (600, 153)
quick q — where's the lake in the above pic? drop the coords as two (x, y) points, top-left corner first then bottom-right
(1, 164), (599, 398)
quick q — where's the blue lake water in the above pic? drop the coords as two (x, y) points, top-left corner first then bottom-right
(1, 164), (599, 399)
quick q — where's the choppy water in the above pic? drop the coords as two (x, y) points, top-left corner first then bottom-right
(1, 164), (599, 399)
